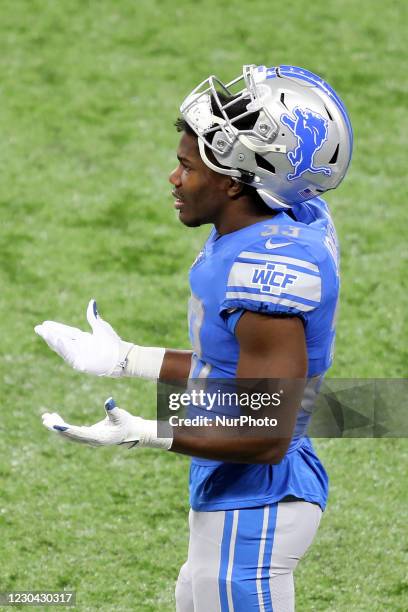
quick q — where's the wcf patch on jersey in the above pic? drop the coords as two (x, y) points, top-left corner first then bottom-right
(251, 263), (298, 295)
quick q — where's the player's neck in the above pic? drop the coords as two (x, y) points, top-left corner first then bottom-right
(214, 196), (276, 235)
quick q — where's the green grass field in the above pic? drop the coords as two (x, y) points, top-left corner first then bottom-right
(0, 0), (407, 610)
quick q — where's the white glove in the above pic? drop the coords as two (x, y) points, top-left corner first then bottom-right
(35, 299), (134, 377)
(35, 299), (166, 379)
(42, 397), (173, 450)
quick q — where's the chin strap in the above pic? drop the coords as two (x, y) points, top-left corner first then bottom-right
(238, 134), (287, 154)
(256, 189), (292, 210)
(197, 139), (241, 178)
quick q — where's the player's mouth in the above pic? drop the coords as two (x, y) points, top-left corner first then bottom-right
(172, 190), (185, 210)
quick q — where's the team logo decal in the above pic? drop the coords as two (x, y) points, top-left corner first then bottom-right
(281, 107), (332, 181)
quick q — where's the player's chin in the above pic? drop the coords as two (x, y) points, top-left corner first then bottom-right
(177, 209), (202, 228)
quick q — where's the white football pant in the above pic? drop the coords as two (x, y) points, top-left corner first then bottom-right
(175, 501), (322, 612)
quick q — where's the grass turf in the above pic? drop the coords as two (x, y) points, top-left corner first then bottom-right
(0, 0), (407, 609)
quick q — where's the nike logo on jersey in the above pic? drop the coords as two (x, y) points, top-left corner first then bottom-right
(264, 240), (293, 250)
(191, 249), (205, 268)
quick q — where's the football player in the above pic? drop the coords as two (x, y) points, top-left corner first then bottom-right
(36, 64), (353, 611)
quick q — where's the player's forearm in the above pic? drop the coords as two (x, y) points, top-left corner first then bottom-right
(159, 349), (193, 381)
(170, 431), (288, 464)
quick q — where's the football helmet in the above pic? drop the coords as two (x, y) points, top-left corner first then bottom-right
(180, 65), (353, 209)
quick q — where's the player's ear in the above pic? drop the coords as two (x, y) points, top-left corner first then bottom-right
(227, 177), (243, 199)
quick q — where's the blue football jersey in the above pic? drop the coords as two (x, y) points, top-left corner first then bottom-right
(187, 197), (339, 512)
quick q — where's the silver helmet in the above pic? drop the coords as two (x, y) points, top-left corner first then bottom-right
(180, 64), (353, 209)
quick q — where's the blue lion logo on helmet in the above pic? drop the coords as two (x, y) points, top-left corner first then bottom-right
(281, 107), (332, 181)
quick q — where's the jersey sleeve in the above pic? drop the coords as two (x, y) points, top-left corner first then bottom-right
(219, 240), (322, 325)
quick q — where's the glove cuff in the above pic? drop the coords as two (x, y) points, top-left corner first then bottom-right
(123, 345), (166, 380)
(132, 418), (173, 450)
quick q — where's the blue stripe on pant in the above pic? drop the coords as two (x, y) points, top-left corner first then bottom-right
(218, 505), (278, 612)
(219, 510), (235, 611)
(259, 505), (278, 611)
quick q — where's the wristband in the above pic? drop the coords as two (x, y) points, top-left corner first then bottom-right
(123, 345), (166, 380)
(134, 418), (173, 450)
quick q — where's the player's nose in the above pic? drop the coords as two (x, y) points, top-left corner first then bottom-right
(169, 164), (181, 187)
